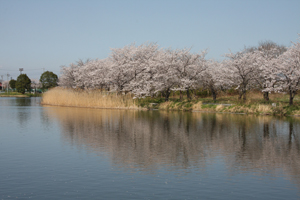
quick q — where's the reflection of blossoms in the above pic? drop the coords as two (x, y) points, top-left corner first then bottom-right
(46, 107), (300, 187)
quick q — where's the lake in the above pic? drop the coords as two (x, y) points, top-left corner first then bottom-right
(1, 97), (300, 199)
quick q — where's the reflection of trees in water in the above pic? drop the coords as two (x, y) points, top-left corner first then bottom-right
(15, 98), (32, 125)
(15, 97), (41, 107)
(1, 98), (40, 125)
(17, 98), (43, 126)
(15, 98), (32, 106)
(47, 107), (300, 185)
(209, 115), (300, 187)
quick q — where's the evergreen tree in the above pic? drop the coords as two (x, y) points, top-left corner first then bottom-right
(40, 71), (58, 90)
(9, 79), (17, 90)
(16, 74), (31, 94)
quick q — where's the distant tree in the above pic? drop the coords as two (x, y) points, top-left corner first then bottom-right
(16, 74), (31, 94)
(40, 71), (58, 90)
(9, 79), (17, 89)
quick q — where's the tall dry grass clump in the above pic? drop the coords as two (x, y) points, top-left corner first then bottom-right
(159, 101), (172, 110)
(216, 105), (225, 112)
(257, 104), (272, 113)
(41, 87), (139, 109)
(225, 104), (273, 115)
(192, 101), (202, 111)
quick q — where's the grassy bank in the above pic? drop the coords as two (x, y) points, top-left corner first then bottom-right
(0, 92), (42, 97)
(156, 100), (300, 116)
(42, 87), (300, 116)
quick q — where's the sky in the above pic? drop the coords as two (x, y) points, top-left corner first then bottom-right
(0, 0), (300, 80)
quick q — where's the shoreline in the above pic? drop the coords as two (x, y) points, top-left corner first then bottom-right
(40, 88), (300, 117)
(41, 103), (145, 110)
(41, 102), (300, 117)
(0, 95), (29, 97)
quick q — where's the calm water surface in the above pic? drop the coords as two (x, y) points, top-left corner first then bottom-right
(1, 97), (300, 199)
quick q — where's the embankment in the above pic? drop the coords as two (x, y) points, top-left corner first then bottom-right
(42, 87), (300, 116)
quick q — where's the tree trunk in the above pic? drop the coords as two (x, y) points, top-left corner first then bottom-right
(151, 92), (154, 98)
(210, 86), (217, 102)
(186, 89), (191, 100)
(263, 92), (269, 101)
(238, 90), (247, 101)
(165, 92), (170, 102)
(117, 85), (123, 95)
(180, 91), (183, 100)
(240, 87), (247, 101)
(243, 91), (246, 101)
(238, 93), (242, 100)
(212, 92), (216, 102)
(289, 90), (294, 106)
(164, 89), (171, 102)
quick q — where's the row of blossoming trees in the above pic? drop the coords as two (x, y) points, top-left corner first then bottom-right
(59, 35), (300, 105)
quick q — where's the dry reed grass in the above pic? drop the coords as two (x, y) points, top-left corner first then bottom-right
(159, 101), (172, 110)
(41, 87), (139, 109)
(291, 109), (300, 115)
(192, 101), (202, 111)
(216, 105), (225, 112)
(257, 105), (272, 113)
(225, 104), (272, 114)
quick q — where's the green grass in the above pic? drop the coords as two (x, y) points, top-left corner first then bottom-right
(136, 97), (164, 108)
(0, 92), (42, 97)
(130, 91), (300, 116)
(284, 105), (300, 115)
(26, 93), (43, 97)
(201, 104), (217, 109)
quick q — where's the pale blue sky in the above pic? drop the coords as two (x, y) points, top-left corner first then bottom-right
(1, 0), (300, 79)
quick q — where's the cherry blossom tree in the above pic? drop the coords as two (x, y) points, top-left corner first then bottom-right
(246, 41), (287, 101)
(150, 48), (179, 101)
(57, 36), (300, 105)
(59, 59), (91, 89)
(59, 63), (79, 88)
(86, 58), (112, 90)
(173, 48), (208, 100)
(202, 60), (227, 101)
(223, 50), (260, 101)
(108, 43), (159, 94)
(31, 79), (41, 92)
(263, 36), (300, 105)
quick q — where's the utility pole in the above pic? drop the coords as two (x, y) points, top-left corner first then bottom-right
(7, 73), (10, 93)
(1, 75), (3, 91)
